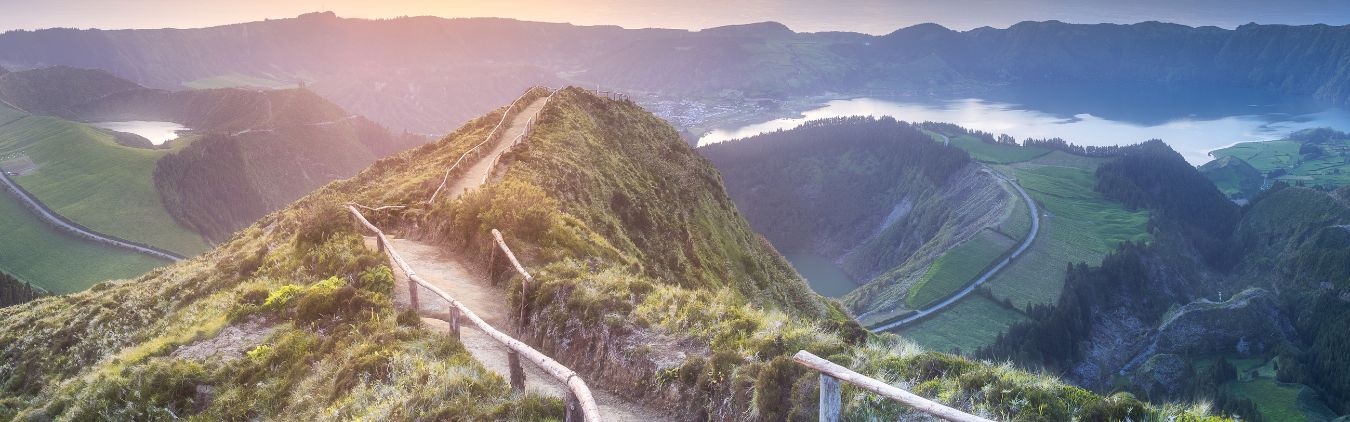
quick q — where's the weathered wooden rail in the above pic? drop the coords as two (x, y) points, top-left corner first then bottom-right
(347, 205), (601, 422)
(481, 89), (556, 184)
(793, 351), (994, 422)
(428, 87), (551, 204)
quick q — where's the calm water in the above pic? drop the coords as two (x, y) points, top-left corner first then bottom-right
(786, 253), (858, 298)
(699, 87), (1350, 164)
(90, 121), (188, 145)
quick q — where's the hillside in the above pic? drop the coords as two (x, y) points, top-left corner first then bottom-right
(704, 120), (1152, 354)
(1205, 128), (1350, 199)
(0, 66), (422, 271)
(0, 88), (1224, 421)
(8, 15), (1350, 132)
(981, 143), (1349, 420)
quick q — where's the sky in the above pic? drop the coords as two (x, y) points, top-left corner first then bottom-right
(3, 0), (1350, 34)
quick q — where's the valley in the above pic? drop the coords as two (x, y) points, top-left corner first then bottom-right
(5, 7), (1350, 421)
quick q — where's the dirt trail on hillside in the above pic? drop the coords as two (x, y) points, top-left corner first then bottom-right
(382, 96), (672, 420)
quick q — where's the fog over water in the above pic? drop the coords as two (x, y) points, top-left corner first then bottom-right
(700, 91), (1350, 165)
(90, 121), (188, 146)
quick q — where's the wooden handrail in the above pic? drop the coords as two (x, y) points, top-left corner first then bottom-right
(480, 90), (556, 185)
(792, 351), (994, 422)
(428, 87), (551, 204)
(346, 205), (601, 422)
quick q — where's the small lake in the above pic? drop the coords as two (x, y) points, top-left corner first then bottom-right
(785, 253), (858, 298)
(90, 121), (188, 145)
(699, 85), (1350, 164)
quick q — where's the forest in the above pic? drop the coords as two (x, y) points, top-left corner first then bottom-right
(980, 141), (1350, 420)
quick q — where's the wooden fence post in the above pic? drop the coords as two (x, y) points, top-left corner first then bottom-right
(565, 391), (583, 422)
(408, 275), (420, 312)
(820, 374), (841, 422)
(508, 350), (525, 392)
(487, 242), (498, 285)
(448, 304), (460, 339)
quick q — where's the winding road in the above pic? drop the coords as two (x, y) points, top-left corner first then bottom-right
(872, 166), (1040, 332)
(0, 170), (183, 261)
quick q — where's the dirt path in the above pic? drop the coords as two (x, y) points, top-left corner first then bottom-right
(443, 98), (547, 197)
(379, 96), (671, 420)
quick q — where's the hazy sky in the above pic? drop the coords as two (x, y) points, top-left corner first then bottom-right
(4, 0), (1350, 34)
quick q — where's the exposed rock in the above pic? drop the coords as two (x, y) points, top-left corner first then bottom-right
(1129, 354), (1189, 397)
(171, 318), (275, 362)
(1153, 288), (1295, 357)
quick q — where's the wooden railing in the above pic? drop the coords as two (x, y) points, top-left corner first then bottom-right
(792, 351), (994, 422)
(346, 205), (602, 422)
(428, 87), (551, 204)
(481, 89), (556, 184)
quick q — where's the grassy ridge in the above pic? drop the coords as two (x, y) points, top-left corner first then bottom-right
(0, 193), (167, 293)
(0, 114), (209, 255)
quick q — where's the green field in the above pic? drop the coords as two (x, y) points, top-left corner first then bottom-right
(997, 183), (1033, 240)
(942, 133), (1051, 164)
(905, 229), (1014, 308)
(0, 193), (168, 293)
(0, 113), (209, 255)
(984, 156), (1151, 309)
(894, 294), (1028, 354)
(1211, 140), (1302, 170)
(1191, 356), (1340, 422)
(1208, 137), (1350, 194)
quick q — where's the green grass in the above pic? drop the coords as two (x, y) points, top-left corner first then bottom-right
(1209, 138), (1350, 192)
(894, 294), (1028, 355)
(1210, 140), (1301, 170)
(0, 114), (209, 255)
(0, 191), (168, 293)
(997, 183), (1033, 240)
(905, 229), (1014, 309)
(983, 160), (1151, 309)
(1189, 355), (1340, 422)
(946, 134), (1051, 164)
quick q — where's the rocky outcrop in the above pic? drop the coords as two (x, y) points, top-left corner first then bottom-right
(1153, 288), (1296, 357)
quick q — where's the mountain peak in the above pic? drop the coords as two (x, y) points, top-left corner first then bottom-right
(699, 21), (793, 37)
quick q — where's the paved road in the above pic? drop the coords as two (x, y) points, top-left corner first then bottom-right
(872, 167), (1039, 332)
(0, 170), (183, 261)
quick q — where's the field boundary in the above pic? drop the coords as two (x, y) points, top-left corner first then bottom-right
(0, 170), (183, 261)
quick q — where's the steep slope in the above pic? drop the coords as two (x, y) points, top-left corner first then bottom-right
(0, 66), (424, 251)
(981, 144), (1349, 420)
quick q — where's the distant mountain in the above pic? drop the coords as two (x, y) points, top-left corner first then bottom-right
(7, 15), (1350, 133)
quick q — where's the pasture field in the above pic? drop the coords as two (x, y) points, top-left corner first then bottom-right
(983, 158), (1150, 308)
(0, 113), (209, 255)
(0, 193), (168, 293)
(1209, 137), (1350, 192)
(905, 229), (1014, 309)
(894, 293), (1028, 355)
(947, 134), (1052, 164)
